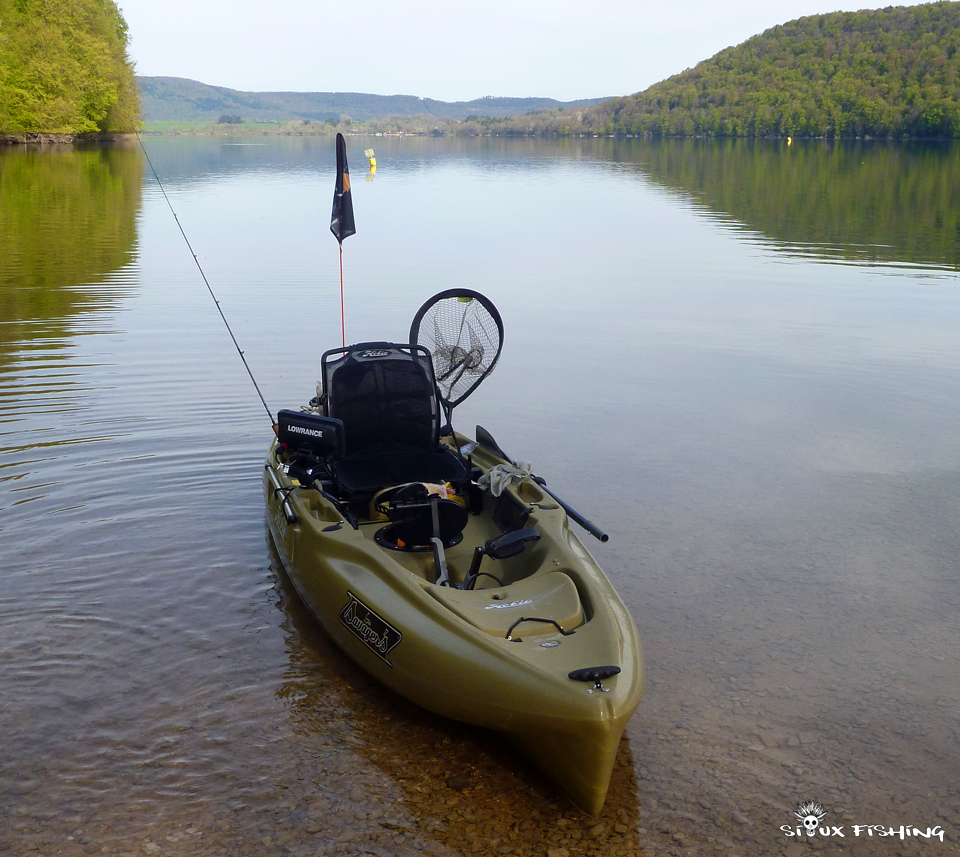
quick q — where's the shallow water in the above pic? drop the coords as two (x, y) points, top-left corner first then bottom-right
(1, 137), (959, 857)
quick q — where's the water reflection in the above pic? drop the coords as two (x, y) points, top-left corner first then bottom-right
(621, 138), (960, 270)
(135, 135), (588, 184)
(136, 135), (960, 273)
(0, 143), (143, 354)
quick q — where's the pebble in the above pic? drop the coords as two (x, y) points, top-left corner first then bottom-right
(584, 822), (607, 839)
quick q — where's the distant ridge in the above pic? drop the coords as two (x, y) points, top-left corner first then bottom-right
(137, 77), (604, 123)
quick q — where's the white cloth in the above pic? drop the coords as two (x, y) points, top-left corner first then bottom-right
(478, 462), (532, 497)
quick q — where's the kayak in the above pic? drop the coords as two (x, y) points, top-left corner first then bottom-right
(262, 292), (644, 814)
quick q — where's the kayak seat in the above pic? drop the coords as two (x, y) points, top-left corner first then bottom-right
(429, 572), (585, 638)
(336, 449), (466, 496)
(320, 342), (468, 496)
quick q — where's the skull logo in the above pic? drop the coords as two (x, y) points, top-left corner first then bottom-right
(795, 801), (827, 835)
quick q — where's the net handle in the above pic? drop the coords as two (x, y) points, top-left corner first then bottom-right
(409, 289), (504, 410)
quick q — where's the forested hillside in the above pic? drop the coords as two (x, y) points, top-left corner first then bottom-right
(482, 1), (960, 138)
(0, 0), (139, 136)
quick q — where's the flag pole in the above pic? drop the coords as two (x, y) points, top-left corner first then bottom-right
(330, 132), (356, 351)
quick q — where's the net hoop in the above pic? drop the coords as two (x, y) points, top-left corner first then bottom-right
(409, 289), (504, 410)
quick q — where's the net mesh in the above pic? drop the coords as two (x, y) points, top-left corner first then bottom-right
(410, 291), (503, 408)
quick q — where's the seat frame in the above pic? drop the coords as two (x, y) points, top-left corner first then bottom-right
(318, 342), (469, 500)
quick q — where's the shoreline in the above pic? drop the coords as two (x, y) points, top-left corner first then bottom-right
(4, 128), (956, 144)
(1, 132), (137, 146)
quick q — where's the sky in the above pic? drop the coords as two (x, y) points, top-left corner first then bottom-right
(118, 0), (929, 103)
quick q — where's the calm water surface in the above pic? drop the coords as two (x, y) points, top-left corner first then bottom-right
(2, 137), (959, 857)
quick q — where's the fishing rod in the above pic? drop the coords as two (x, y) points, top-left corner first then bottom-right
(135, 130), (276, 426)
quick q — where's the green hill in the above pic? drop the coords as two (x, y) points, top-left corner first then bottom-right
(138, 76), (604, 123)
(485, 1), (960, 138)
(0, 0), (139, 137)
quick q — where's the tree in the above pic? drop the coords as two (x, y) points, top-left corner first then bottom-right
(0, 0), (140, 135)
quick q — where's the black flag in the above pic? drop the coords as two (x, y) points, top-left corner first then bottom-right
(330, 133), (356, 245)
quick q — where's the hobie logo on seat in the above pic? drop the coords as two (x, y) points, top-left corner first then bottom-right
(339, 593), (402, 665)
(360, 349), (391, 358)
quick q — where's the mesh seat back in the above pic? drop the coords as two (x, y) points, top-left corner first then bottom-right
(322, 344), (439, 457)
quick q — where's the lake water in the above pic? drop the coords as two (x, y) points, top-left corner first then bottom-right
(2, 136), (959, 857)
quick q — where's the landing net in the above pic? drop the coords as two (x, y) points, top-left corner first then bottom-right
(409, 289), (504, 410)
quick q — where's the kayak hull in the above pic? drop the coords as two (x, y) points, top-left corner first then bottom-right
(264, 435), (644, 814)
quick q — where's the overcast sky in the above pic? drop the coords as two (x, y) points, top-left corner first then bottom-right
(118, 0), (928, 103)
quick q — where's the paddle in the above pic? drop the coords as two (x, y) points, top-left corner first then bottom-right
(475, 425), (609, 543)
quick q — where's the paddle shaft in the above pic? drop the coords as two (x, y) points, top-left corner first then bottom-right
(534, 480), (609, 543)
(475, 426), (609, 543)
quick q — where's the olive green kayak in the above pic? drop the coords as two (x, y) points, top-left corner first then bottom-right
(264, 418), (643, 814)
(261, 292), (643, 813)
